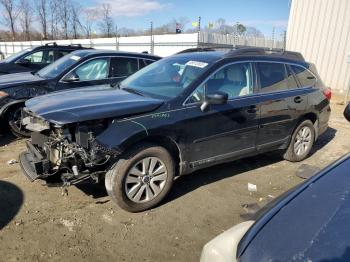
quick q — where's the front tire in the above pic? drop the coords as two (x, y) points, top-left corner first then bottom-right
(283, 119), (315, 162)
(105, 143), (175, 212)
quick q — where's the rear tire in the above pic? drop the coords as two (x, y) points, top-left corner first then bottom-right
(283, 119), (315, 162)
(105, 143), (175, 212)
(7, 106), (31, 138)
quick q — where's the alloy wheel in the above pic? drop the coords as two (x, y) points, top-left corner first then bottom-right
(294, 126), (312, 156)
(124, 157), (168, 203)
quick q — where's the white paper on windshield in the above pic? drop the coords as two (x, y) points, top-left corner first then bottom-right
(185, 61), (208, 68)
(70, 55), (81, 61)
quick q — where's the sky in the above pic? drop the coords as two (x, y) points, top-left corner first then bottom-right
(87, 0), (291, 37)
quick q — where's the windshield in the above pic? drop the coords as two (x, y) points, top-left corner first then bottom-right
(121, 56), (212, 99)
(2, 48), (33, 63)
(37, 53), (82, 79)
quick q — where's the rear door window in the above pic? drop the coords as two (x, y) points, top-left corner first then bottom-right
(291, 65), (316, 87)
(21, 50), (55, 64)
(139, 59), (154, 69)
(257, 62), (288, 93)
(56, 50), (71, 60)
(110, 57), (139, 78)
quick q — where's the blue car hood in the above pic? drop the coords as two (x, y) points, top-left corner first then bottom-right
(25, 85), (164, 125)
(0, 72), (44, 89)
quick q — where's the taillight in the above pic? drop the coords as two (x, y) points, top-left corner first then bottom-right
(323, 88), (332, 100)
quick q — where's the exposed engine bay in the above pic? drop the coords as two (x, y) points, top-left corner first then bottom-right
(22, 112), (116, 186)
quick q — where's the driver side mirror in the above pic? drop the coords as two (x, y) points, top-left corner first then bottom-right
(62, 72), (80, 83)
(200, 91), (228, 112)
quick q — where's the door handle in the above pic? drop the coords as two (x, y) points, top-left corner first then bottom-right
(294, 96), (303, 103)
(247, 105), (257, 114)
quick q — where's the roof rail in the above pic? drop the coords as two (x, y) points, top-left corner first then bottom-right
(176, 47), (216, 54)
(225, 46), (305, 61)
(68, 43), (82, 47)
(44, 42), (58, 46)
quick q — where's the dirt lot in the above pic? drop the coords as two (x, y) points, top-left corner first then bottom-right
(0, 98), (349, 262)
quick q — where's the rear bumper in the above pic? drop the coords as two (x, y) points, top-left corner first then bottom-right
(19, 141), (49, 182)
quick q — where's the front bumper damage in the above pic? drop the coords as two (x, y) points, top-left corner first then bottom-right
(19, 127), (117, 187)
(19, 142), (45, 182)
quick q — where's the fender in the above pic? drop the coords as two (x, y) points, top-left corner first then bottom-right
(95, 110), (184, 154)
(0, 98), (27, 118)
(96, 119), (150, 153)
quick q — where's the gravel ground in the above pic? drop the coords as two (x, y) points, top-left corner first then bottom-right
(0, 98), (349, 262)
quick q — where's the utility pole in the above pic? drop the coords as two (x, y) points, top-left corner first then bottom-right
(115, 25), (119, 51)
(197, 16), (201, 46)
(272, 26), (275, 49)
(150, 21), (154, 55)
(234, 22), (239, 47)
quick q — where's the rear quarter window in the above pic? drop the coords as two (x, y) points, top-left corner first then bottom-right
(291, 65), (317, 87)
(257, 62), (288, 93)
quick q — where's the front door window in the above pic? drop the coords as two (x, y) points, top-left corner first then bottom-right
(73, 58), (109, 81)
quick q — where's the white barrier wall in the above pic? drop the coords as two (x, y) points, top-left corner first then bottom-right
(0, 33), (199, 58)
(0, 32), (284, 58)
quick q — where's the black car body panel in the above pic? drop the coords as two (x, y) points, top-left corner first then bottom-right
(19, 49), (331, 187)
(0, 44), (88, 75)
(237, 153), (350, 262)
(25, 86), (164, 125)
(0, 72), (45, 88)
(0, 50), (161, 120)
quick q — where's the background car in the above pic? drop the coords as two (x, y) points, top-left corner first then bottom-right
(201, 152), (350, 262)
(19, 47), (331, 212)
(0, 49), (160, 137)
(0, 43), (88, 75)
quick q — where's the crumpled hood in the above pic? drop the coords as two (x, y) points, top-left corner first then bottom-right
(25, 85), (164, 125)
(0, 72), (45, 89)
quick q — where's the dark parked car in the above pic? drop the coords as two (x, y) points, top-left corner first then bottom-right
(19, 48), (331, 212)
(0, 49), (160, 136)
(0, 43), (88, 75)
(201, 153), (350, 262)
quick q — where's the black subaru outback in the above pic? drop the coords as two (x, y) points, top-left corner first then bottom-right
(0, 43), (88, 75)
(20, 48), (331, 212)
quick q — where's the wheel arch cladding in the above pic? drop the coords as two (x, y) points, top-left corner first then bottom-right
(0, 99), (26, 118)
(301, 112), (318, 124)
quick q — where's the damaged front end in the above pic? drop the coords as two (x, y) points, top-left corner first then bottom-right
(20, 109), (118, 187)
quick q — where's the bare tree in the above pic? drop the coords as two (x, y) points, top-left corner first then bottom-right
(19, 0), (33, 40)
(82, 8), (98, 38)
(0, 0), (20, 40)
(70, 1), (82, 39)
(59, 0), (70, 39)
(49, 0), (60, 39)
(98, 3), (113, 37)
(37, 0), (49, 39)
